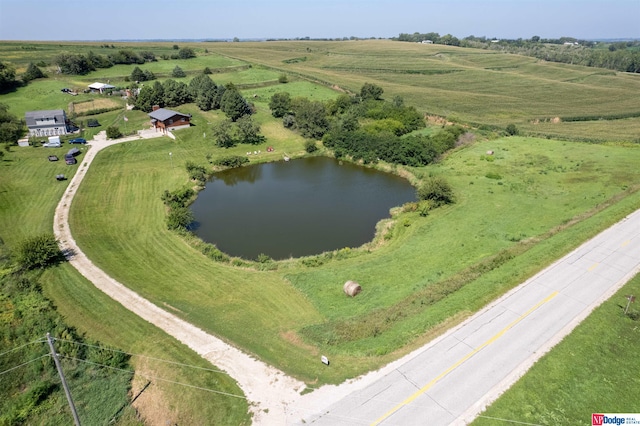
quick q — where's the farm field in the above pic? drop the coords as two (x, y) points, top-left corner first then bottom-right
(2, 39), (640, 423)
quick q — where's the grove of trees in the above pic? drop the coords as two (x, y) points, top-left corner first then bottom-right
(269, 83), (467, 167)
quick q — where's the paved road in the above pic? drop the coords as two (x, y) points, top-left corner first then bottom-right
(291, 209), (640, 425)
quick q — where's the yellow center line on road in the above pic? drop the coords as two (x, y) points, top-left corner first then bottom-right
(588, 263), (599, 272)
(371, 291), (559, 426)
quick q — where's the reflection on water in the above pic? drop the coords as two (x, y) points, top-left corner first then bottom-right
(190, 157), (416, 260)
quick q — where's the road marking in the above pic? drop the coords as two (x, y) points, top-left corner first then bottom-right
(588, 263), (599, 272)
(371, 291), (559, 426)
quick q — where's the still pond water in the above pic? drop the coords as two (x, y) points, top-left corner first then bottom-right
(190, 156), (416, 260)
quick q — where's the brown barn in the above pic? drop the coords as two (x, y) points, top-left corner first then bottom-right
(148, 106), (191, 133)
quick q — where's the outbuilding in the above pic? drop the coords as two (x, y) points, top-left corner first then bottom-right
(88, 82), (116, 94)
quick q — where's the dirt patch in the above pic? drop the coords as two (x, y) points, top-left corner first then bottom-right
(425, 114), (454, 126)
(73, 98), (121, 114)
(130, 360), (178, 426)
(280, 330), (320, 355)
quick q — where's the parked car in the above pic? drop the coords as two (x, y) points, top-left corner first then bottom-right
(87, 119), (100, 127)
(65, 156), (77, 165)
(69, 138), (86, 144)
(43, 136), (61, 147)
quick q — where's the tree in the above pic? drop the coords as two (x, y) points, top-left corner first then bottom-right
(0, 103), (24, 144)
(212, 119), (235, 148)
(53, 53), (94, 75)
(172, 65), (186, 78)
(130, 66), (145, 82)
(417, 177), (454, 206)
(0, 62), (18, 91)
(236, 115), (264, 145)
(15, 234), (63, 270)
(178, 47), (196, 59)
(22, 63), (45, 82)
(189, 74), (218, 111)
(268, 92), (291, 117)
(220, 84), (250, 121)
(291, 98), (329, 139)
(203, 67), (212, 74)
(162, 79), (190, 107)
(360, 82), (384, 100)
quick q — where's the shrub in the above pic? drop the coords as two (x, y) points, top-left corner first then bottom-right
(278, 73), (288, 83)
(15, 234), (63, 270)
(172, 65), (186, 78)
(166, 206), (194, 230)
(506, 123), (519, 136)
(106, 126), (122, 139)
(203, 67), (212, 74)
(213, 155), (249, 168)
(417, 177), (455, 206)
(185, 161), (207, 183)
(304, 140), (318, 153)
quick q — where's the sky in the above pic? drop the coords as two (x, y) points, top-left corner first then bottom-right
(0, 0), (638, 41)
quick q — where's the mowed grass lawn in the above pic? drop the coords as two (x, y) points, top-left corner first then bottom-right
(0, 144), (249, 423)
(473, 274), (640, 426)
(65, 117), (640, 383)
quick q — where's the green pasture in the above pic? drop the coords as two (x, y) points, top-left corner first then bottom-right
(473, 273), (640, 426)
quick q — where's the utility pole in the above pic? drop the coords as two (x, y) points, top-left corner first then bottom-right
(46, 333), (81, 426)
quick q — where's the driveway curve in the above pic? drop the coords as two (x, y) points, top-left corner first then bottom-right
(53, 130), (305, 424)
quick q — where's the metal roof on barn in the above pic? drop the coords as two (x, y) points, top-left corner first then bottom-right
(148, 108), (191, 122)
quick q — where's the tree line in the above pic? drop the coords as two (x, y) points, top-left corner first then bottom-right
(394, 32), (640, 73)
(53, 47), (196, 75)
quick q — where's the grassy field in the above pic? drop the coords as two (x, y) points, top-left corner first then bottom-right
(2, 40), (640, 420)
(210, 40), (640, 142)
(472, 274), (640, 426)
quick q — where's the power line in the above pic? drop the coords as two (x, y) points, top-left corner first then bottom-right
(54, 337), (231, 376)
(0, 354), (50, 376)
(57, 354), (246, 400)
(0, 338), (47, 358)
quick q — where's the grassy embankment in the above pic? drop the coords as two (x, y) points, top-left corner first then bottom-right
(2, 40), (640, 420)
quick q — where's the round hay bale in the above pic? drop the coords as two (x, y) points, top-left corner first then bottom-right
(486, 150), (494, 155)
(343, 280), (362, 297)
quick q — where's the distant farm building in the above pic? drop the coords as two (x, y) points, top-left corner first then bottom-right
(25, 109), (69, 137)
(88, 82), (116, 93)
(148, 106), (192, 133)
(421, 40), (434, 44)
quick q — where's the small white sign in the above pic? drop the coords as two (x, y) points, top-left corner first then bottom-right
(321, 355), (329, 365)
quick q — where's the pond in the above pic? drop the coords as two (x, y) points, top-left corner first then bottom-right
(190, 156), (416, 260)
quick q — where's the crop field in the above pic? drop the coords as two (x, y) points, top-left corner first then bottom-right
(2, 40), (640, 422)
